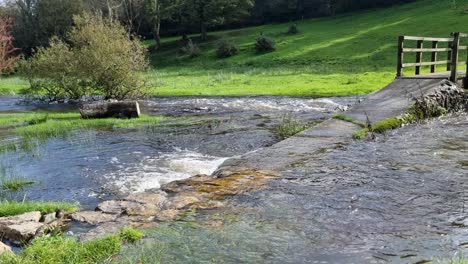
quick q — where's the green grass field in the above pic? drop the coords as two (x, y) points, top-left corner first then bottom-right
(1, 0), (467, 97)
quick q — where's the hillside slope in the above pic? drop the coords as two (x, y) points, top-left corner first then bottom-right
(144, 0), (468, 97)
(1, 0), (468, 97)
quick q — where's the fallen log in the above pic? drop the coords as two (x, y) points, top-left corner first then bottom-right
(79, 101), (141, 119)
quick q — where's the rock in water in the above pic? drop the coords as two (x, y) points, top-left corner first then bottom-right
(79, 101), (140, 119)
(70, 211), (117, 225)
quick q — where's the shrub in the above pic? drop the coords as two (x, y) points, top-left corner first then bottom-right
(216, 39), (239, 58)
(255, 35), (276, 53)
(22, 13), (149, 101)
(287, 24), (299, 34)
(179, 39), (201, 58)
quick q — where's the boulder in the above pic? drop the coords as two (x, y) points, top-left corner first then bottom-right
(97, 200), (160, 216)
(41, 212), (56, 224)
(0, 212), (41, 225)
(71, 211), (117, 225)
(0, 212), (43, 243)
(1, 222), (44, 242)
(97, 201), (140, 215)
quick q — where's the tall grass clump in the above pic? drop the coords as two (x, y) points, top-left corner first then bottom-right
(0, 165), (34, 192)
(0, 227), (144, 264)
(273, 114), (308, 139)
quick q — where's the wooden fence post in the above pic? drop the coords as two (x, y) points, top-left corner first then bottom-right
(430, 41), (438, 73)
(447, 41), (453, 71)
(415, 40), (423, 75)
(397, 36), (404, 77)
(450, 32), (460, 82)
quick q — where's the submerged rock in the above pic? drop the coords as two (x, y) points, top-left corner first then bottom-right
(125, 191), (168, 208)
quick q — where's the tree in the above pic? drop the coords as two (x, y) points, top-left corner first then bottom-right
(8, 0), (84, 55)
(145, 0), (179, 49)
(182, 0), (253, 41)
(23, 13), (149, 100)
(0, 16), (19, 74)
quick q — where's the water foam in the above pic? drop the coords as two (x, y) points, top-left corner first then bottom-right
(102, 149), (229, 194)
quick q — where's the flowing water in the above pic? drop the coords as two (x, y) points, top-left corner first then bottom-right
(0, 96), (354, 208)
(116, 113), (468, 264)
(1, 96), (467, 263)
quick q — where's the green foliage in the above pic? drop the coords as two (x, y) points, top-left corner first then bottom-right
(179, 39), (201, 58)
(22, 13), (149, 100)
(216, 39), (240, 58)
(255, 35), (276, 53)
(371, 117), (403, 133)
(179, 0), (254, 39)
(0, 165), (35, 193)
(1, 178), (35, 192)
(287, 24), (299, 34)
(0, 112), (165, 152)
(273, 114), (308, 139)
(0, 234), (121, 264)
(10, 0), (85, 55)
(0, 200), (77, 217)
(119, 227), (144, 243)
(352, 128), (369, 140)
(2, 0), (467, 97)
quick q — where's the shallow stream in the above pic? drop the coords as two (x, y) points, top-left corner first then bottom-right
(1, 96), (466, 263)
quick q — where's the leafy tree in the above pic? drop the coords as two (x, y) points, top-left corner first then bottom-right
(9, 0), (84, 55)
(0, 16), (19, 74)
(182, 0), (254, 40)
(23, 13), (149, 100)
(145, 0), (180, 49)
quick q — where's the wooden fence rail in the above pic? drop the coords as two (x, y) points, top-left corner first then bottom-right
(397, 32), (468, 83)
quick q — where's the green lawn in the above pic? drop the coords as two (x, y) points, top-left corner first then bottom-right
(1, 0), (468, 97)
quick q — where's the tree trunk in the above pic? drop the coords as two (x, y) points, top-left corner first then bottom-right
(79, 101), (141, 119)
(153, 18), (161, 50)
(200, 23), (207, 41)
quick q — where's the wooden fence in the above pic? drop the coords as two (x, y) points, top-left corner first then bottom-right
(397, 32), (468, 83)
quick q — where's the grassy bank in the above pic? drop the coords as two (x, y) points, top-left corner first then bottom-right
(0, 200), (77, 217)
(2, 0), (466, 97)
(0, 112), (165, 152)
(0, 228), (143, 264)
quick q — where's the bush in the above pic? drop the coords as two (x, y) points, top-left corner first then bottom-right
(255, 35), (276, 53)
(179, 39), (201, 58)
(22, 13), (149, 101)
(216, 39), (239, 58)
(287, 24), (299, 34)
